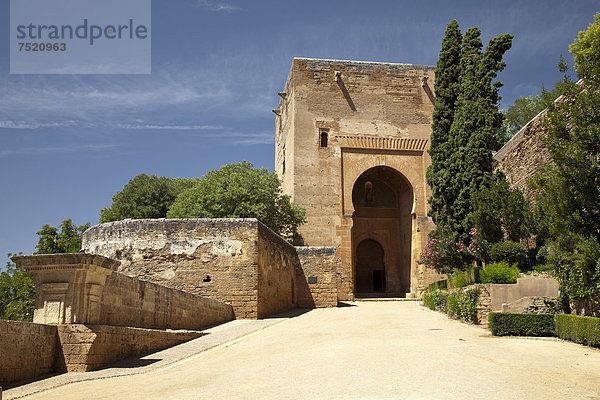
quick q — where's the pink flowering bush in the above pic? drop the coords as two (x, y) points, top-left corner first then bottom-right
(418, 226), (489, 274)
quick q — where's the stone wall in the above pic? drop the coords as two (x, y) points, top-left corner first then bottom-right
(494, 109), (551, 201)
(295, 246), (339, 308)
(0, 320), (205, 384)
(0, 320), (57, 386)
(82, 219), (261, 318)
(256, 223), (297, 318)
(446, 276), (560, 326)
(12, 253), (234, 330)
(55, 324), (204, 373)
(101, 273), (233, 329)
(82, 218), (303, 319)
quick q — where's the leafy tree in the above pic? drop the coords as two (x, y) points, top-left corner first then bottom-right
(427, 20), (462, 230)
(472, 176), (533, 244)
(35, 219), (91, 254)
(570, 12), (600, 85)
(428, 22), (512, 245)
(533, 13), (600, 315)
(167, 161), (306, 242)
(100, 174), (199, 223)
(503, 83), (567, 136)
(0, 253), (35, 321)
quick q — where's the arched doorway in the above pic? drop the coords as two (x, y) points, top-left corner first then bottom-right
(355, 239), (386, 293)
(351, 166), (413, 297)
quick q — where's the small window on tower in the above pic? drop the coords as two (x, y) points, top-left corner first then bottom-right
(320, 130), (329, 148)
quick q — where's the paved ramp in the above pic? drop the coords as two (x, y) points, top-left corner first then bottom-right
(7, 302), (600, 399)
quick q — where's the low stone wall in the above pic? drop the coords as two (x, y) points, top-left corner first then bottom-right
(295, 246), (339, 308)
(0, 320), (57, 386)
(0, 319), (205, 385)
(101, 273), (234, 329)
(256, 223), (297, 318)
(488, 276), (559, 312)
(56, 324), (204, 373)
(12, 253), (234, 330)
(451, 276), (560, 326)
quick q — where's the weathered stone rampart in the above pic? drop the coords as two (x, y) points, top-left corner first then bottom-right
(256, 223), (298, 317)
(101, 272), (233, 329)
(494, 109), (551, 201)
(295, 246), (340, 308)
(81, 218), (309, 318)
(0, 320), (57, 386)
(4, 253), (234, 385)
(13, 253), (234, 330)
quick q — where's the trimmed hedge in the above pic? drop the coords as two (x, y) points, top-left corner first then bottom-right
(422, 288), (481, 324)
(488, 313), (555, 336)
(555, 314), (600, 347)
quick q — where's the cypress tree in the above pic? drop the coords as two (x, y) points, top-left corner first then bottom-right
(427, 20), (462, 227)
(428, 23), (513, 244)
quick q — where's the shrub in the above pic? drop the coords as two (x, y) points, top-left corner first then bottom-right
(446, 288), (480, 323)
(448, 268), (477, 288)
(480, 261), (520, 284)
(555, 314), (600, 347)
(489, 241), (528, 270)
(428, 279), (448, 292)
(488, 313), (556, 336)
(423, 288), (480, 324)
(418, 226), (489, 274)
(422, 290), (448, 311)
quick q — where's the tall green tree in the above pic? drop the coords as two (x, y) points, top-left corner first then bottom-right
(0, 253), (35, 321)
(427, 20), (462, 229)
(533, 13), (600, 315)
(100, 174), (199, 223)
(428, 23), (512, 244)
(503, 83), (567, 136)
(167, 161), (306, 242)
(472, 176), (533, 244)
(35, 219), (90, 254)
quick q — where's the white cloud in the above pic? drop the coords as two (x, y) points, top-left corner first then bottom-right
(196, 0), (240, 12)
(0, 143), (117, 158)
(117, 123), (227, 130)
(0, 120), (76, 129)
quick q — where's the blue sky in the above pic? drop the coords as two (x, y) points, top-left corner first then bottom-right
(1, 0), (598, 267)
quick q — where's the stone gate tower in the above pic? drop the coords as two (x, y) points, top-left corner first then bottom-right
(274, 58), (442, 301)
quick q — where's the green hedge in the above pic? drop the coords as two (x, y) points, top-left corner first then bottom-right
(488, 313), (555, 336)
(479, 261), (520, 284)
(555, 314), (600, 347)
(422, 288), (480, 324)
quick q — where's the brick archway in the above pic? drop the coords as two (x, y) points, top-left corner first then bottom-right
(351, 166), (413, 297)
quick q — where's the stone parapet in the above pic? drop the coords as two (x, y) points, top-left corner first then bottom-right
(55, 324), (204, 373)
(12, 253), (234, 330)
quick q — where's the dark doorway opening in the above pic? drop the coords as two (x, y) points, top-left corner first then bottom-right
(355, 239), (385, 294)
(373, 270), (385, 292)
